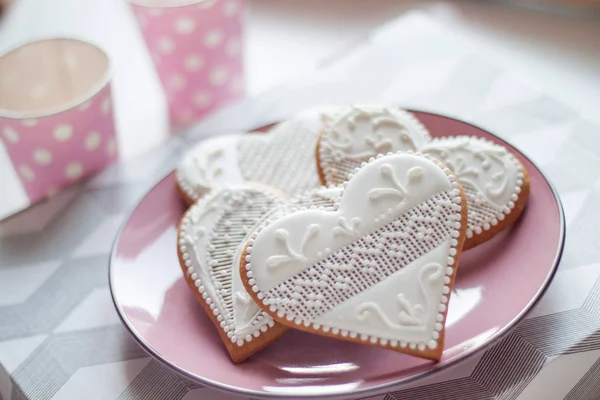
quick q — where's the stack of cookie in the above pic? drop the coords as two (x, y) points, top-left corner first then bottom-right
(175, 105), (529, 363)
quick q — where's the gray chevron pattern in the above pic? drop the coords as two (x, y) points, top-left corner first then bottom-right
(0, 256), (110, 341)
(564, 357), (600, 400)
(383, 272), (600, 400)
(9, 326), (148, 400)
(2, 14), (600, 400)
(117, 361), (202, 400)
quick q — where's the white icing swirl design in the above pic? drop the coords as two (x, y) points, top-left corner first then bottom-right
(356, 262), (443, 330)
(321, 105), (431, 161)
(249, 154), (455, 288)
(179, 186), (286, 349)
(420, 136), (525, 239)
(244, 152), (463, 355)
(176, 134), (243, 200)
(319, 109), (527, 242)
(421, 136), (516, 208)
(177, 106), (343, 201)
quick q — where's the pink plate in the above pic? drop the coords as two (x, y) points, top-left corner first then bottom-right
(109, 111), (564, 399)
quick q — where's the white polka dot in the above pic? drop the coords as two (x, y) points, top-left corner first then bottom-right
(33, 149), (52, 165)
(157, 37), (175, 54)
(22, 119), (38, 127)
(101, 97), (111, 115)
(209, 67), (229, 86)
(85, 132), (102, 151)
(174, 16), (196, 35)
(192, 91), (212, 109)
(3, 127), (19, 143)
(54, 125), (73, 141)
(225, 37), (241, 56)
(78, 100), (92, 111)
(31, 85), (47, 100)
(168, 74), (186, 92)
(106, 138), (117, 156)
(204, 29), (223, 48)
(19, 164), (35, 181)
(65, 162), (84, 179)
(184, 54), (205, 72)
(223, 0), (240, 17)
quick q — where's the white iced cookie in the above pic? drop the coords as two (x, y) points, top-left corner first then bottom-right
(289, 186), (342, 211)
(177, 186), (289, 363)
(420, 136), (529, 249)
(176, 106), (343, 203)
(176, 134), (243, 202)
(316, 106), (529, 250)
(241, 152), (468, 361)
(317, 105), (430, 186)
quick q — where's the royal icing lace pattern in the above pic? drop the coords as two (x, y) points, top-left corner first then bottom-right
(243, 152), (463, 353)
(177, 106), (342, 201)
(420, 136), (525, 239)
(318, 105), (430, 184)
(236, 116), (325, 197)
(176, 134), (243, 201)
(289, 186), (341, 211)
(319, 108), (525, 241)
(179, 186), (286, 346)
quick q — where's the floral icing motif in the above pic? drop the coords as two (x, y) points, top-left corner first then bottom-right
(247, 153), (457, 288)
(421, 137), (514, 207)
(420, 136), (526, 240)
(177, 106), (344, 202)
(243, 152), (465, 359)
(178, 183), (355, 360)
(356, 262), (443, 329)
(333, 217), (360, 237)
(179, 186), (287, 351)
(267, 225), (320, 269)
(369, 165), (423, 201)
(319, 119), (527, 244)
(193, 147), (224, 186)
(320, 105), (431, 162)
(176, 134), (243, 200)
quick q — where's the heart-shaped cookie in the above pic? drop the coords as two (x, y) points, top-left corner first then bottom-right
(317, 105), (529, 249)
(420, 136), (529, 249)
(176, 106), (342, 204)
(241, 152), (468, 361)
(178, 185), (289, 363)
(177, 184), (346, 362)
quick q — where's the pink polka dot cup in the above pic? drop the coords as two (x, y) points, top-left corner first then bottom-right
(0, 38), (118, 204)
(129, 0), (245, 130)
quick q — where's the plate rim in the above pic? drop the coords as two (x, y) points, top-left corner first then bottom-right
(108, 110), (566, 400)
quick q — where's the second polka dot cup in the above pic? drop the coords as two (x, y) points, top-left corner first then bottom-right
(0, 38), (117, 204)
(129, 0), (245, 130)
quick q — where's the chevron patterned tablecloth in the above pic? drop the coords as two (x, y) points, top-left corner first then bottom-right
(1, 12), (599, 400)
